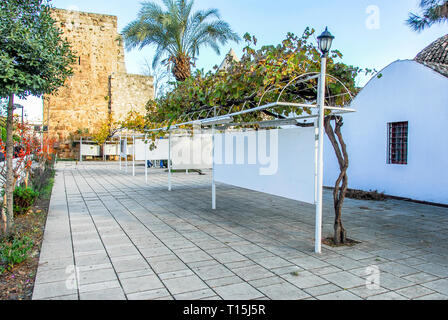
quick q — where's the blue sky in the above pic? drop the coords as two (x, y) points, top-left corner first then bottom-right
(18, 0), (447, 121)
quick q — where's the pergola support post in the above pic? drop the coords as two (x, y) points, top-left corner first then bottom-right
(132, 134), (135, 177)
(168, 132), (172, 191)
(79, 136), (83, 162)
(315, 55), (327, 254)
(144, 135), (148, 184)
(119, 135), (122, 170)
(212, 107), (216, 210)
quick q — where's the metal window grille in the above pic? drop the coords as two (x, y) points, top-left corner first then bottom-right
(388, 121), (408, 165)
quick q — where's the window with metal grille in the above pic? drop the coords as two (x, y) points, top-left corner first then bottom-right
(388, 121), (408, 165)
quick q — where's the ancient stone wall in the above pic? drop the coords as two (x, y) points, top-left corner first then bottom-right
(43, 8), (153, 158)
(109, 73), (154, 122)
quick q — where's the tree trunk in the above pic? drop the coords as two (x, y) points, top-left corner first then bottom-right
(5, 94), (15, 236)
(172, 54), (191, 82)
(324, 116), (348, 245)
(1, 192), (6, 236)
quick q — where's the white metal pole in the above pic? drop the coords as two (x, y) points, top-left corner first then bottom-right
(212, 107), (216, 210)
(132, 134), (135, 176)
(125, 140), (128, 173)
(119, 135), (122, 170)
(315, 55), (327, 254)
(144, 135), (148, 184)
(168, 132), (172, 191)
(80, 136), (83, 162)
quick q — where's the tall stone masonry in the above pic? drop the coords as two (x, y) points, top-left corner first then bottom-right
(43, 8), (154, 158)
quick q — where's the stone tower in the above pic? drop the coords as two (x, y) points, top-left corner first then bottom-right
(43, 8), (154, 158)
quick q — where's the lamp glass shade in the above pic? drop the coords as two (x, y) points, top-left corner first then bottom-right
(317, 27), (334, 55)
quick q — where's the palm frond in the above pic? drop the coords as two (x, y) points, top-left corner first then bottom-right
(122, 0), (240, 81)
(407, 0), (448, 31)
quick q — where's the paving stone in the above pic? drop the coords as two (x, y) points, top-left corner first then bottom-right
(174, 288), (217, 300)
(325, 256), (364, 270)
(348, 286), (388, 299)
(270, 265), (303, 276)
(159, 269), (194, 280)
(415, 263), (448, 278)
(317, 290), (362, 300)
(377, 262), (419, 277)
(288, 256), (330, 269)
(108, 254), (148, 272)
(414, 293), (448, 300)
(149, 258), (188, 274)
(35, 267), (72, 285)
(367, 292), (407, 300)
(163, 275), (208, 295)
(80, 287), (125, 300)
(32, 281), (77, 300)
(304, 283), (341, 297)
(175, 249), (213, 263)
(258, 282), (310, 300)
(377, 273), (414, 291)
(321, 271), (365, 289)
(421, 279), (448, 295)
(214, 283), (264, 300)
(231, 265), (275, 281)
(42, 294), (79, 300)
(249, 276), (285, 288)
(253, 256), (293, 269)
(118, 268), (154, 280)
(281, 271), (328, 289)
(121, 275), (165, 294)
(127, 288), (172, 300)
(395, 285), (435, 299)
(78, 280), (121, 293)
(212, 251), (247, 264)
(206, 276), (244, 288)
(78, 268), (117, 286)
(402, 272), (439, 284)
(192, 264), (235, 281)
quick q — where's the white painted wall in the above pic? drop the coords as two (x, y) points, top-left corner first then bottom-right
(215, 127), (316, 204)
(324, 60), (448, 204)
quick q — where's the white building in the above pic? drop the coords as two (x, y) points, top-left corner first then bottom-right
(324, 34), (448, 205)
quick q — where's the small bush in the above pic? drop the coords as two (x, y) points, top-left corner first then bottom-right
(30, 166), (55, 195)
(345, 189), (386, 201)
(0, 235), (34, 273)
(13, 187), (39, 216)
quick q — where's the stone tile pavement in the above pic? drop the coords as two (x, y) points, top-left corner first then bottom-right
(32, 162), (448, 300)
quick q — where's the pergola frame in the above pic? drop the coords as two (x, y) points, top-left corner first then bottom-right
(113, 72), (356, 253)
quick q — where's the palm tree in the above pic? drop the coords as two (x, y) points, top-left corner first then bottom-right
(407, 0), (448, 31)
(123, 0), (240, 82)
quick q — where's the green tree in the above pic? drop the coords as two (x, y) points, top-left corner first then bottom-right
(0, 0), (76, 236)
(123, 0), (240, 82)
(407, 0), (448, 31)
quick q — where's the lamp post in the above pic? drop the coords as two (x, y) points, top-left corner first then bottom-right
(315, 27), (334, 254)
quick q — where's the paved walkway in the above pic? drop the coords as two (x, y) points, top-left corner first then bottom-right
(32, 162), (448, 300)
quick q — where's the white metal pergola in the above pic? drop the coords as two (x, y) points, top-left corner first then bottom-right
(114, 71), (355, 254)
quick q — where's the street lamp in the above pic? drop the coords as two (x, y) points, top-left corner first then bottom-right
(317, 27), (335, 57)
(314, 27), (334, 254)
